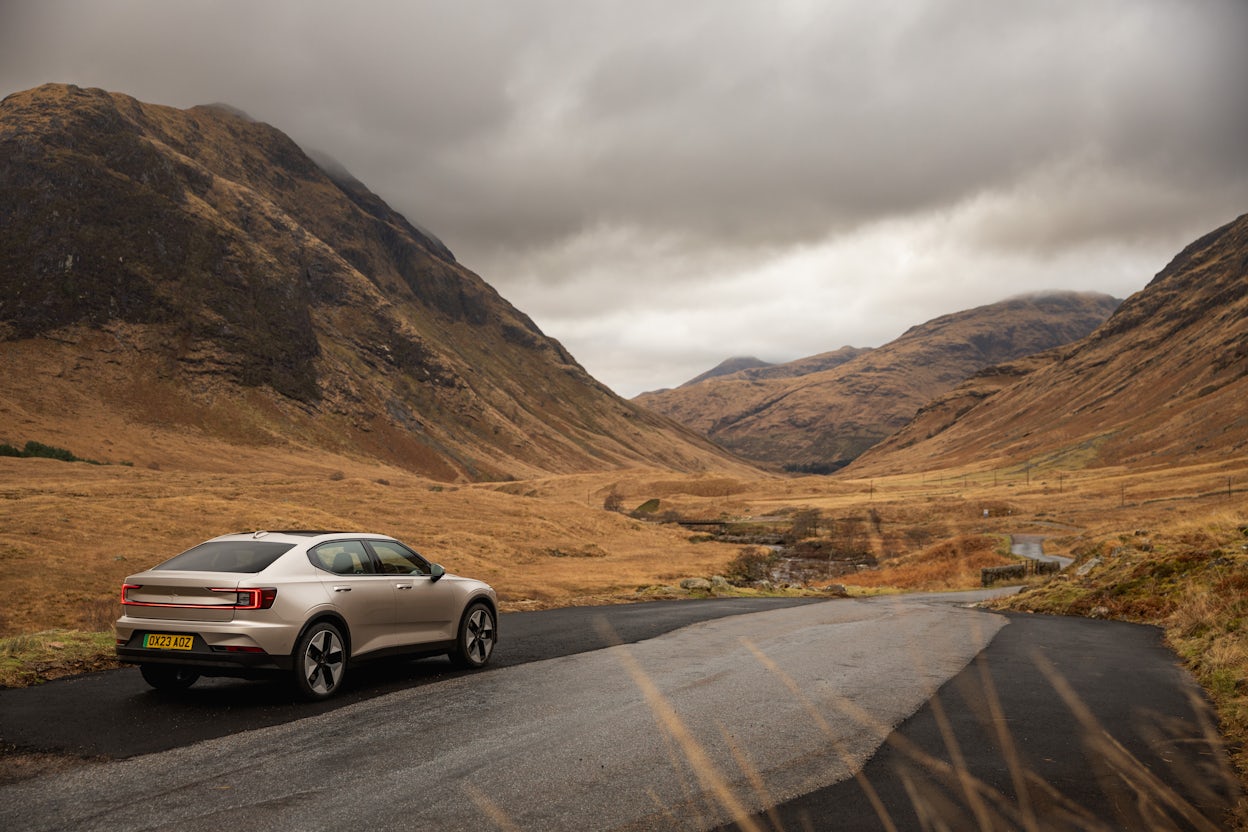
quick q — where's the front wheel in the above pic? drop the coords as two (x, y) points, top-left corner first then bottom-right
(293, 621), (347, 700)
(450, 602), (496, 669)
(139, 663), (200, 691)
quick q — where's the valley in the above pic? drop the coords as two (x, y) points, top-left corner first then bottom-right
(3, 440), (1243, 638)
(1, 81), (1246, 824)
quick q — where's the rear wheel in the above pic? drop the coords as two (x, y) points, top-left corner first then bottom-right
(450, 602), (496, 669)
(139, 664), (200, 691)
(293, 621), (347, 700)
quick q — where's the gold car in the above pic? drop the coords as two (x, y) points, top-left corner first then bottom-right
(116, 530), (498, 699)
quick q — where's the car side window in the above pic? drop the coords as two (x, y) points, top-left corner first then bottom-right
(310, 540), (375, 575)
(367, 540), (431, 576)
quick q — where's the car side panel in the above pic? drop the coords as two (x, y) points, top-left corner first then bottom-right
(392, 576), (463, 644)
(315, 574), (396, 657)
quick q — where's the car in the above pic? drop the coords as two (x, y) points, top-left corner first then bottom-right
(115, 530), (498, 699)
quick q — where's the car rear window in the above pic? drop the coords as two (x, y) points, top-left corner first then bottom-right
(153, 541), (296, 573)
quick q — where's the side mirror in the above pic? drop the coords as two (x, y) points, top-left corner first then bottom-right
(430, 563), (445, 582)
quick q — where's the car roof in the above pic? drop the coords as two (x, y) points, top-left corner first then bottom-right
(215, 530), (396, 543)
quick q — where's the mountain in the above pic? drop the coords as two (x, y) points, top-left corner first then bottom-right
(850, 213), (1248, 474)
(673, 347), (873, 390)
(634, 293), (1120, 472)
(679, 356), (774, 388)
(0, 84), (746, 480)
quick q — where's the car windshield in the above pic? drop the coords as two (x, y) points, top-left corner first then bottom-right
(153, 540), (296, 573)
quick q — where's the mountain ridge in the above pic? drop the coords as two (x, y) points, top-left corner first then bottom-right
(635, 291), (1120, 472)
(850, 212), (1248, 473)
(0, 83), (749, 480)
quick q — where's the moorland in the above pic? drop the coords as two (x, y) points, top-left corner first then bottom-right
(1, 83), (1246, 823)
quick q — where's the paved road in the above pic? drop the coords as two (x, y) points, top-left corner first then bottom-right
(0, 597), (828, 759)
(1011, 533), (1075, 569)
(723, 611), (1240, 831)
(0, 594), (1238, 831)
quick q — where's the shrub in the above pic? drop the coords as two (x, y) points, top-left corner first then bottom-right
(786, 509), (821, 542)
(0, 441), (101, 464)
(726, 546), (778, 585)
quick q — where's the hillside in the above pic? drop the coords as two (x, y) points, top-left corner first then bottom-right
(851, 212), (1248, 474)
(635, 293), (1119, 472)
(0, 84), (748, 480)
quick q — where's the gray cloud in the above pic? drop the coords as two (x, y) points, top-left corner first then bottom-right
(2, 0), (1246, 395)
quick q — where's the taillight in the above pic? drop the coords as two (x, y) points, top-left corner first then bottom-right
(119, 584), (277, 609)
(211, 588), (279, 609)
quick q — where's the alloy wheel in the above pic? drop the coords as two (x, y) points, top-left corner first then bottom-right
(303, 628), (345, 696)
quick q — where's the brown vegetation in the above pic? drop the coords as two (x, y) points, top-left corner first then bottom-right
(854, 212), (1248, 475)
(635, 293), (1118, 472)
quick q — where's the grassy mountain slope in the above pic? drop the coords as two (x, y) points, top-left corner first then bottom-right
(852, 212), (1248, 475)
(0, 84), (748, 480)
(636, 293), (1118, 472)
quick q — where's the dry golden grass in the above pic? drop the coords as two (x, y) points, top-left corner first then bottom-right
(837, 534), (1011, 591)
(0, 456), (756, 635)
(6, 446), (1244, 636)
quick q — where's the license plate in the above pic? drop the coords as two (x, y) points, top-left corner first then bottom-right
(143, 633), (194, 650)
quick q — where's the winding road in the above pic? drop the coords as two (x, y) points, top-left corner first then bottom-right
(0, 593), (1238, 831)
(1010, 533), (1075, 569)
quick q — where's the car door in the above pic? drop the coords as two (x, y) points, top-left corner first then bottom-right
(366, 539), (461, 645)
(308, 540), (395, 657)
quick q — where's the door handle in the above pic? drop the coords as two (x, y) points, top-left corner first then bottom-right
(333, 586), (352, 592)
(396, 584), (413, 590)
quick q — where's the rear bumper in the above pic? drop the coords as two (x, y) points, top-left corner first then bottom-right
(116, 632), (293, 675)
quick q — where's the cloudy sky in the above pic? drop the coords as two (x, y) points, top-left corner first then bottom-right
(3, 1), (1246, 396)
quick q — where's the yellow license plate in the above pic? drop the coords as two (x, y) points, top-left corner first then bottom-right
(143, 633), (194, 650)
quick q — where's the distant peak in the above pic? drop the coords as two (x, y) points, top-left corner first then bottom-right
(680, 356), (773, 387)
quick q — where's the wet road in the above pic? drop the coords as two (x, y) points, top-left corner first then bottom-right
(0, 593), (1237, 831)
(1011, 533), (1075, 568)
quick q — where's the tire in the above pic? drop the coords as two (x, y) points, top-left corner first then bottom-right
(293, 621), (347, 700)
(450, 602), (496, 669)
(139, 663), (200, 691)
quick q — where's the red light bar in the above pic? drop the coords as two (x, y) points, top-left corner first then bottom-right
(120, 585), (277, 610)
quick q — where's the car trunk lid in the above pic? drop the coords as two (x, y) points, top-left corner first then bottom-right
(121, 571), (242, 623)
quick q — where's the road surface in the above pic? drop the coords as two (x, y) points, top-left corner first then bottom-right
(1011, 533), (1075, 569)
(0, 593), (1237, 831)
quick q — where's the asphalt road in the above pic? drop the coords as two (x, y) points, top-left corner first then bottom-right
(723, 610), (1240, 832)
(0, 597), (829, 759)
(0, 594), (1239, 831)
(1011, 533), (1076, 569)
